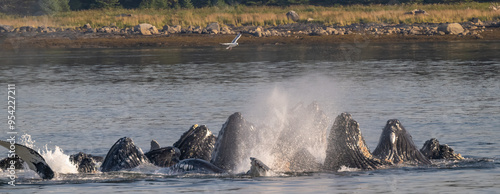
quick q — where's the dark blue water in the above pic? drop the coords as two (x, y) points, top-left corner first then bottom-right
(0, 41), (499, 193)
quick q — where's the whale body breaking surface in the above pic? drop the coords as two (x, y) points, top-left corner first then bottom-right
(0, 103), (466, 180)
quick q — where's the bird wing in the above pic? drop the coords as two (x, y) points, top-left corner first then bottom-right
(220, 43), (232, 46)
(231, 33), (242, 43)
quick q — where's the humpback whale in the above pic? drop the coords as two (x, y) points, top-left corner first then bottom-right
(210, 112), (259, 172)
(324, 113), (387, 170)
(100, 137), (149, 172)
(144, 145), (180, 167)
(164, 158), (226, 174)
(420, 138), (464, 160)
(372, 119), (431, 165)
(0, 140), (54, 179)
(1, 111), (464, 180)
(70, 152), (103, 173)
(247, 157), (272, 177)
(173, 124), (216, 161)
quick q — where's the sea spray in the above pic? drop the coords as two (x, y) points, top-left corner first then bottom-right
(18, 133), (78, 174)
(40, 145), (79, 174)
(18, 133), (36, 149)
(239, 75), (342, 172)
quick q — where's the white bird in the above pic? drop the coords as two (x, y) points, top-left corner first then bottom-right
(220, 33), (242, 50)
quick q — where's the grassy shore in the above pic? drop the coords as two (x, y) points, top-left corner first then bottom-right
(1, 3), (499, 28)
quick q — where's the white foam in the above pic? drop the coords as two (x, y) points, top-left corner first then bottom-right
(17, 133), (78, 174)
(338, 165), (360, 172)
(130, 162), (160, 174)
(40, 145), (79, 174)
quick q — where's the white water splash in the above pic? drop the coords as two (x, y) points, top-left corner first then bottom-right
(238, 75), (340, 172)
(18, 133), (78, 174)
(338, 166), (360, 172)
(40, 145), (79, 174)
(18, 133), (36, 149)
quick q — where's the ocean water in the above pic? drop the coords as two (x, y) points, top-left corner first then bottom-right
(0, 40), (499, 193)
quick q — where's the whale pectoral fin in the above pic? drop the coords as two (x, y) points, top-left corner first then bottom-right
(0, 140), (55, 179)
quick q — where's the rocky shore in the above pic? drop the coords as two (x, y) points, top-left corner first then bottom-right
(1, 18), (499, 49)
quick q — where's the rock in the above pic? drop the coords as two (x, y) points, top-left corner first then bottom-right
(19, 26), (35, 33)
(286, 10), (300, 22)
(83, 23), (92, 29)
(220, 26), (232, 34)
(325, 27), (336, 35)
(409, 28), (420, 35)
(124, 28), (133, 34)
(263, 30), (271, 37)
(134, 23), (158, 35)
(407, 9), (427, 15)
(206, 22), (220, 34)
(471, 18), (483, 25)
(103, 27), (114, 33)
(0, 25), (14, 33)
(192, 26), (203, 34)
(271, 29), (280, 36)
(163, 25), (181, 34)
(182, 26), (193, 34)
(310, 28), (327, 36)
(252, 26), (263, 37)
(150, 26), (159, 35)
(437, 23), (464, 35)
(37, 26), (51, 33)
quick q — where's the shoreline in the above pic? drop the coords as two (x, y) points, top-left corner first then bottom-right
(1, 22), (500, 49)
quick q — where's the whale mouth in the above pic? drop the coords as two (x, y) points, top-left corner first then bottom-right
(372, 119), (431, 165)
(323, 113), (384, 171)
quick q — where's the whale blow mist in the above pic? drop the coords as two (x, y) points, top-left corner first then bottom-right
(229, 75), (341, 173)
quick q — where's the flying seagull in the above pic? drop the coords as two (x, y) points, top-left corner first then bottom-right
(220, 33), (242, 50)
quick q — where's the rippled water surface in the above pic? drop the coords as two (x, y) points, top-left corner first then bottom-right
(0, 41), (499, 193)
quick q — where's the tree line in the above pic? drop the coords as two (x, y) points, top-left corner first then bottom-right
(0, 0), (496, 15)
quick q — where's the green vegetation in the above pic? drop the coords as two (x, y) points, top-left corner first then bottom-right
(0, 2), (499, 28)
(1, 0), (499, 12)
